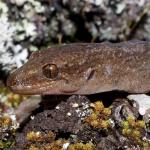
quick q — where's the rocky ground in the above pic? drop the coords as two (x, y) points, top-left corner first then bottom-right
(1, 93), (150, 150)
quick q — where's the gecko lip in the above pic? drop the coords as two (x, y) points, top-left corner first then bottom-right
(7, 85), (60, 95)
(7, 77), (76, 95)
(60, 89), (79, 94)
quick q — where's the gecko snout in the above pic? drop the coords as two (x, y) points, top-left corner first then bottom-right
(7, 71), (22, 91)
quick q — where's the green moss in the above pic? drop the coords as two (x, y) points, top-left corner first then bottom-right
(28, 139), (67, 150)
(0, 115), (16, 149)
(28, 140), (95, 150)
(29, 145), (40, 150)
(121, 116), (149, 148)
(69, 142), (95, 150)
(0, 140), (14, 149)
(26, 131), (55, 142)
(85, 101), (111, 129)
(26, 130), (95, 150)
(0, 87), (28, 109)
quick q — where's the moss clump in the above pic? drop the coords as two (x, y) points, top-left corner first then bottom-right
(0, 115), (16, 149)
(28, 139), (68, 150)
(69, 142), (95, 150)
(27, 131), (62, 150)
(29, 145), (39, 150)
(0, 87), (28, 110)
(26, 131), (55, 142)
(85, 101), (111, 129)
(0, 140), (14, 149)
(27, 130), (95, 150)
(121, 116), (149, 149)
(28, 140), (95, 150)
(6, 92), (28, 108)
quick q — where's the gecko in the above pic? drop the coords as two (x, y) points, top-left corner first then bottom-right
(7, 40), (150, 95)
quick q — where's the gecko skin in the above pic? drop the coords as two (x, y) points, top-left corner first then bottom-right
(7, 40), (150, 95)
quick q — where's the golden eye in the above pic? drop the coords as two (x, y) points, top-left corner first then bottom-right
(42, 64), (58, 79)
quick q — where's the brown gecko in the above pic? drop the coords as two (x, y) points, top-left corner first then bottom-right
(7, 40), (150, 95)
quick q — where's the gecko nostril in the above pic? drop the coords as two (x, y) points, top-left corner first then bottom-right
(12, 79), (19, 86)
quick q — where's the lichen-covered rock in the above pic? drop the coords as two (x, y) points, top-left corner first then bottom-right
(5, 94), (150, 150)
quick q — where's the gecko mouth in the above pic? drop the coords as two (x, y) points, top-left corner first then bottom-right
(7, 85), (40, 95)
(60, 88), (79, 94)
(8, 85), (62, 95)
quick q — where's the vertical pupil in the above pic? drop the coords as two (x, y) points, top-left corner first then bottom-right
(47, 65), (52, 78)
(43, 64), (58, 79)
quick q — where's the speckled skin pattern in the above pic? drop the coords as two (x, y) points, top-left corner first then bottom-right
(7, 40), (150, 95)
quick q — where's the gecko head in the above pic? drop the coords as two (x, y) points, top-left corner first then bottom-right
(7, 44), (95, 95)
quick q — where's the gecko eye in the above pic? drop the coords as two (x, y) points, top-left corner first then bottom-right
(42, 64), (58, 79)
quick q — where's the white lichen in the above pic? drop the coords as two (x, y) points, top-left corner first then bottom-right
(28, 0), (45, 13)
(11, 0), (45, 13)
(14, 19), (37, 41)
(86, 0), (104, 6)
(116, 3), (126, 14)
(67, 112), (72, 116)
(0, 0), (46, 72)
(10, 0), (28, 6)
(0, 1), (30, 71)
(55, 106), (60, 110)
(127, 94), (150, 115)
(72, 103), (79, 108)
(63, 142), (70, 150)
(125, 0), (146, 7)
(0, 16), (28, 70)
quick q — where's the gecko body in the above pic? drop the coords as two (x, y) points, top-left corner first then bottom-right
(7, 41), (150, 95)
